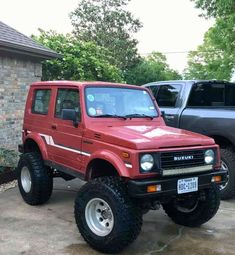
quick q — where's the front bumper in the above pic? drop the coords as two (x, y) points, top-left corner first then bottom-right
(127, 170), (227, 198)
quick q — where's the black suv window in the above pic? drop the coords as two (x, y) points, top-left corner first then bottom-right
(32, 89), (51, 115)
(55, 89), (80, 118)
(188, 83), (235, 107)
(156, 84), (181, 107)
(226, 84), (235, 106)
(147, 86), (159, 98)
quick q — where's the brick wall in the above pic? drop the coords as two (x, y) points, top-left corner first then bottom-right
(0, 56), (42, 150)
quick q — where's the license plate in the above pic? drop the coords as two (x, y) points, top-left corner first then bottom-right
(177, 177), (198, 194)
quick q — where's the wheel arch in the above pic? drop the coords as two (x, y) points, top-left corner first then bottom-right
(23, 134), (48, 160)
(210, 135), (234, 151)
(85, 151), (130, 181)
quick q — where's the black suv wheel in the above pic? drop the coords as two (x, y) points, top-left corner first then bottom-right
(220, 148), (235, 200)
(162, 184), (220, 227)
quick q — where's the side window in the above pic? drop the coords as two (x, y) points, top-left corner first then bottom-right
(55, 89), (80, 118)
(225, 84), (235, 106)
(32, 89), (51, 115)
(188, 83), (225, 107)
(156, 84), (181, 107)
(147, 86), (159, 97)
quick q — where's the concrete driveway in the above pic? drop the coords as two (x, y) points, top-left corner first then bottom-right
(0, 178), (235, 255)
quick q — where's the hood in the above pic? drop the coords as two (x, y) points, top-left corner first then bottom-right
(88, 125), (215, 150)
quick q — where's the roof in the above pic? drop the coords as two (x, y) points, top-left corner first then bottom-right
(144, 80), (233, 86)
(31, 80), (143, 89)
(0, 21), (61, 59)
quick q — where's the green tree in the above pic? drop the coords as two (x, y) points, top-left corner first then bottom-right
(125, 52), (182, 85)
(33, 30), (123, 82)
(185, 0), (235, 80)
(70, 0), (142, 71)
(192, 0), (234, 18)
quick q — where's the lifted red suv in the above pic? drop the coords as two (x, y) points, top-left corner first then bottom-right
(18, 81), (226, 253)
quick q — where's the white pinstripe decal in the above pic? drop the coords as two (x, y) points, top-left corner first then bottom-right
(39, 133), (91, 157)
(28, 132), (131, 167)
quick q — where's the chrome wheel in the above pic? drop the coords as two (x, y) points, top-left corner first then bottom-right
(220, 160), (229, 190)
(21, 166), (32, 193)
(85, 198), (114, 237)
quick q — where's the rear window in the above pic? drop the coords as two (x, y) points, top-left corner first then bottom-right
(32, 89), (51, 115)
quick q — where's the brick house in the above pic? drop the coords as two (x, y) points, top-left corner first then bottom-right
(0, 21), (60, 150)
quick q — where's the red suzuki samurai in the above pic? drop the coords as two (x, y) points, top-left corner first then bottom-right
(17, 81), (226, 253)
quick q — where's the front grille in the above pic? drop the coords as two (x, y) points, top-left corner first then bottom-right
(161, 150), (205, 169)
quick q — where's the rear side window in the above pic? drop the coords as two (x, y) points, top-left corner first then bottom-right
(225, 84), (235, 106)
(156, 84), (181, 107)
(187, 83), (235, 107)
(188, 83), (224, 107)
(32, 89), (51, 115)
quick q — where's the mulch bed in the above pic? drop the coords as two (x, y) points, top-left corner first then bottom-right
(0, 167), (17, 185)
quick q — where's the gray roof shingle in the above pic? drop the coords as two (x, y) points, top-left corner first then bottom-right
(0, 21), (61, 59)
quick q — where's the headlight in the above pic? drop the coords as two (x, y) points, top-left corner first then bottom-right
(140, 154), (154, 171)
(204, 149), (215, 164)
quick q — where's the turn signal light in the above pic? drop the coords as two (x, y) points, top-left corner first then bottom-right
(147, 185), (161, 193)
(122, 152), (130, 158)
(211, 176), (222, 182)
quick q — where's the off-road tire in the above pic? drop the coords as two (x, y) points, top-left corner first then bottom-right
(74, 176), (143, 253)
(162, 184), (220, 227)
(220, 148), (235, 200)
(17, 153), (53, 205)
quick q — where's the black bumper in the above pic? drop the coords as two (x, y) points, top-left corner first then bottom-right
(127, 170), (227, 198)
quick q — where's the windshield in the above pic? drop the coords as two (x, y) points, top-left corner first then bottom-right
(85, 87), (158, 118)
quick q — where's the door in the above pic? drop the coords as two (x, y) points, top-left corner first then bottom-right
(148, 83), (183, 127)
(49, 87), (84, 172)
(180, 82), (235, 135)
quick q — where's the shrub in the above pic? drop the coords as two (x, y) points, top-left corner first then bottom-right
(0, 148), (19, 170)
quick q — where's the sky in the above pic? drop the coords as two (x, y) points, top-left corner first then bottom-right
(0, 0), (214, 73)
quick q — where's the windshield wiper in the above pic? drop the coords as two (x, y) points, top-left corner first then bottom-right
(124, 113), (155, 120)
(93, 114), (127, 120)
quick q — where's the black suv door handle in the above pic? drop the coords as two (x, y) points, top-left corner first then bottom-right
(51, 124), (57, 130)
(165, 115), (175, 120)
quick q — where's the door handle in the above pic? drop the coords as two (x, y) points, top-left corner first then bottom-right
(51, 124), (57, 130)
(165, 115), (175, 120)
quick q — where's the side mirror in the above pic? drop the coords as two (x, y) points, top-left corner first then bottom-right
(61, 109), (79, 127)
